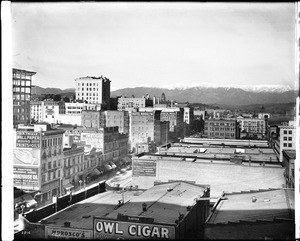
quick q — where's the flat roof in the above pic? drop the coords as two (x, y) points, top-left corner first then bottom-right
(44, 190), (136, 230)
(132, 155), (285, 199)
(207, 189), (294, 224)
(105, 181), (208, 224)
(44, 182), (207, 229)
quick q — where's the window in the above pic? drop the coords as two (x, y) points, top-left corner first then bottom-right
(284, 137), (287, 141)
(283, 130), (287, 134)
(48, 162), (51, 169)
(288, 137), (292, 141)
(289, 130), (292, 134)
(288, 143), (292, 147)
(283, 143), (287, 147)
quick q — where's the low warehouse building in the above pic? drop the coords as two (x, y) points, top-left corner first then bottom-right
(204, 188), (295, 240)
(19, 181), (210, 239)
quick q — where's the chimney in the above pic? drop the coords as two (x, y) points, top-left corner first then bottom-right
(142, 202), (147, 212)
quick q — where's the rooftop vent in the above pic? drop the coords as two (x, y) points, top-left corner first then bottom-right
(252, 196), (257, 203)
(167, 187), (173, 192)
(64, 222), (71, 227)
(142, 202), (147, 212)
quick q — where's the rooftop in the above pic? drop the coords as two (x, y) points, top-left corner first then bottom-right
(43, 190), (136, 230)
(207, 188), (294, 224)
(132, 154), (285, 199)
(105, 181), (209, 224)
(44, 181), (208, 229)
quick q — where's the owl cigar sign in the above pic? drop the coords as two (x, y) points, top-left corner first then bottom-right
(93, 218), (176, 239)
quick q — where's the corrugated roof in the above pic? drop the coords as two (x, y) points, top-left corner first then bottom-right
(207, 189), (294, 224)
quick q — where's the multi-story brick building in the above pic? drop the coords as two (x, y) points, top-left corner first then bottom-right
(160, 108), (184, 139)
(62, 144), (85, 193)
(129, 110), (169, 152)
(80, 127), (128, 164)
(13, 68), (36, 127)
(81, 110), (129, 134)
(117, 97), (146, 111)
(13, 123), (65, 206)
(204, 119), (240, 139)
(75, 76), (110, 108)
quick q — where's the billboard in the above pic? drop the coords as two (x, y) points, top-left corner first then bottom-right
(13, 149), (40, 166)
(93, 218), (176, 239)
(13, 166), (39, 190)
(16, 131), (41, 148)
(132, 159), (156, 177)
(45, 226), (93, 239)
(81, 132), (103, 149)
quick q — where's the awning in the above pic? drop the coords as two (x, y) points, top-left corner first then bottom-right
(94, 168), (101, 175)
(63, 183), (74, 190)
(109, 161), (117, 169)
(122, 156), (132, 164)
(104, 163), (113, 170)
(26, 199), (37, 209)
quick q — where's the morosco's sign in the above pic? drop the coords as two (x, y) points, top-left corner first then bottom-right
(16, 131), (41, 148)
(94, 218), (176, 239)
(45, 226), (92, 239)
(132, 159), (156, 177)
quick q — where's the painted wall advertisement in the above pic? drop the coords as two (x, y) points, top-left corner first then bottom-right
(81, 132), (103, 149)
(45, 226), (93, 239)
(16, 131), (41, 148)
(132, 159), (156, 177)
(93, 218), (176, 239)
(13, 166), (39, 190)
(13, 148), (40, 166)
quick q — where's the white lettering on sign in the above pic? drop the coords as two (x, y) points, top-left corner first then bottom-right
(95, 220), (171, 239)
(95, 222), (124, 235)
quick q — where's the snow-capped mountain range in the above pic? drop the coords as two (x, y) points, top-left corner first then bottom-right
(160, 82), (294, 93)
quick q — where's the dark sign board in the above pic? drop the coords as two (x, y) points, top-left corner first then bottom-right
(16, 131), (41, 148)
(132, 160), (156, 177)
(13, 166), (39, 190)
(45, 226), (92, 239)
(93, 218), (175, 239)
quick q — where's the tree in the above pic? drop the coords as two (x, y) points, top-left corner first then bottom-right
(63, 96), (70, 102)
(54, 94), (62, 101)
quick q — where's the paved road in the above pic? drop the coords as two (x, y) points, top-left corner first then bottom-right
(106, 170), (133, 188)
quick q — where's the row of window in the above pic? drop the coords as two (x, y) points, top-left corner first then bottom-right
(41, 169), (61, 183)
(283, 143), (293, 147)
(13, 78), (31, 85)
(208, 122), (235, 126)
(283, 130), (293, 135)
(42, 138), (63, 148)
(13, 87), (31, 93)
(13, 94), (31, 101)
(78, 82), (99, 86)
(78, 92), (99, 95)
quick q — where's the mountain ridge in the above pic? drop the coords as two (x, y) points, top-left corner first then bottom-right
(31, 85), (297, 106)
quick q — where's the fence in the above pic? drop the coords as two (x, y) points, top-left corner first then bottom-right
(23, 181), (106, 223)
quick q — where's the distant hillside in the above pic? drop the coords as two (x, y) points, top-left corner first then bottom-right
(31, 85), (297, 106)
(111, 87), (297, 106)
(32, 86), (75, 95)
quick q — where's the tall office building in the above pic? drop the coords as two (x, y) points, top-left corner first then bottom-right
(75, 76), (111, 109)
(13, 68), (36, 127)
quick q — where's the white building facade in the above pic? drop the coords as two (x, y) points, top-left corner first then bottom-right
(117, 97), (146, 111)
(75, 76), (110, 107)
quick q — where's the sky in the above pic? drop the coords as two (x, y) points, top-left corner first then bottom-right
(11, 2), (296, 91)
